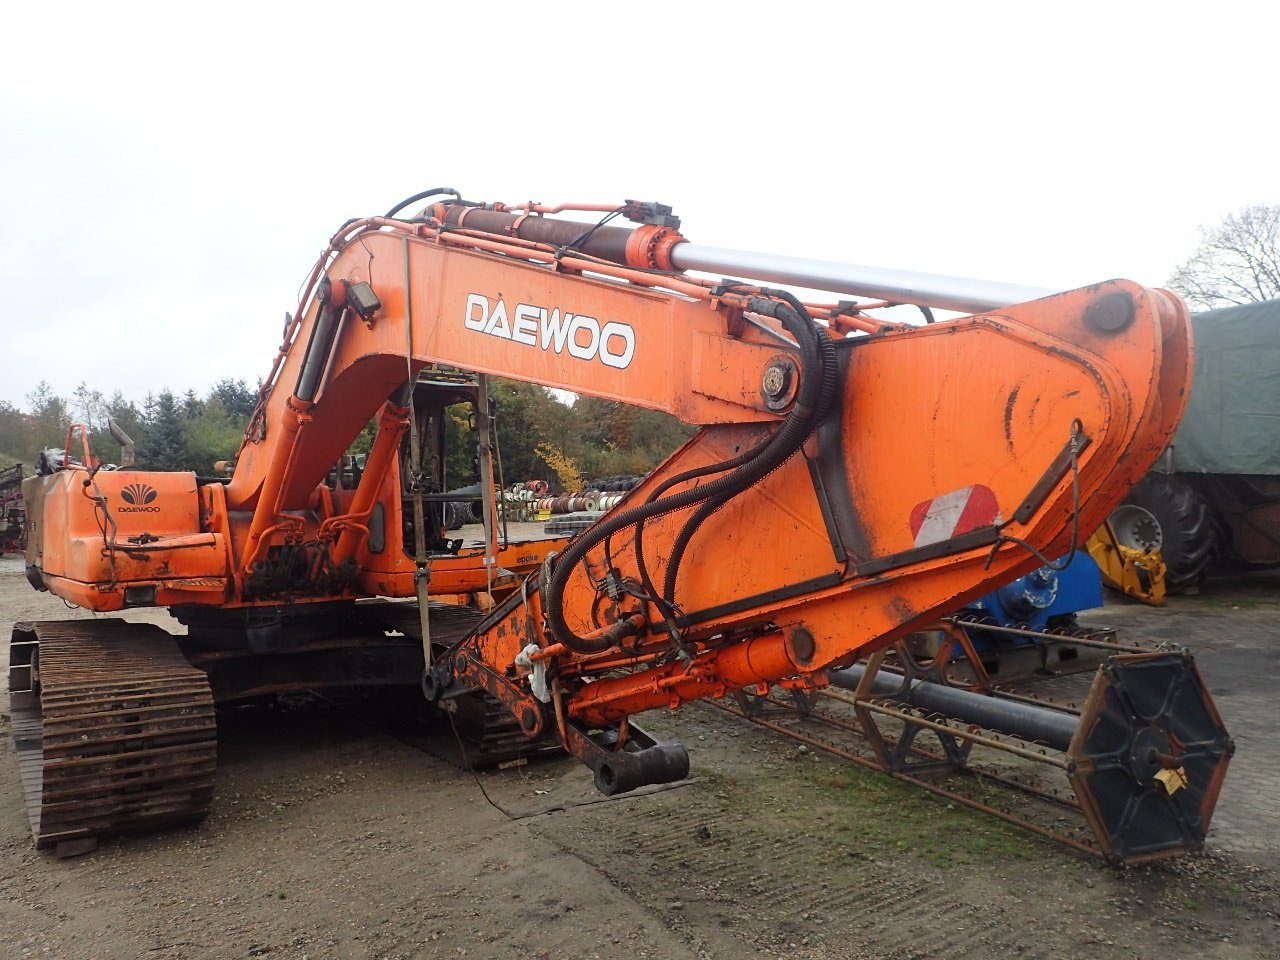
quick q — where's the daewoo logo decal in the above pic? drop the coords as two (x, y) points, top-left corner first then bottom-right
(463, 294), (636, 370)
(119, 483), (161, 513)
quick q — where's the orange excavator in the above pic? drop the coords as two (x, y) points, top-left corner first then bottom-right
(11, 190), (1231, 864)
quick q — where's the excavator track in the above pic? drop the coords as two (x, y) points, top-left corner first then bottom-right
(8, 619), (217, 855)
(429, 692), (564, 770)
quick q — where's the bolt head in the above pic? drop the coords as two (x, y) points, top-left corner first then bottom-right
(1084, 292), (1134, 334)
(762, 364), (791, 398)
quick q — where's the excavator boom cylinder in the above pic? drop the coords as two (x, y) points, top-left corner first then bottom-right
(431, 200), (1058, 312)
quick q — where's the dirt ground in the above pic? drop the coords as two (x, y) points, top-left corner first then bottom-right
(1, 553), (1277, 960)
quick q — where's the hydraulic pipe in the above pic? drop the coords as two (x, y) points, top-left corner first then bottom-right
(668, 245), (1058, 315)
(829, 665), (1078, 751)
(475, 373), (498, 594)
(430, 205), (635, 264)
(295, 281), (343, 402)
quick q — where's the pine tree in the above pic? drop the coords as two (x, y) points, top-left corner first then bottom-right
(142, 390), (188, 471)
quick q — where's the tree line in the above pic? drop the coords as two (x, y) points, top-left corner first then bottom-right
(0, 379), (258, 474)
(485, 380), (693, 490)
(0, 378), (692, 493)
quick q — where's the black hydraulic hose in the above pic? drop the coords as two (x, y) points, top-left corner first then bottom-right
(545, 295), (835, 654)
(661, 293), (838, 605)
(384, 187), (461, 219)
(630, 430), (775, 623)
(632, 289), (823, 615)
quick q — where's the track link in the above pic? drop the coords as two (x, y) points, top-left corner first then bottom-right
(417, 693), (564, 770)
(8, 619), (217, 853)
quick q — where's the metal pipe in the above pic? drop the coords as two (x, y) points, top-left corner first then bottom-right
(432, 205), (633, 264)
(475, 373), (498, 596)
(950, 619), (1147, 654)
(829, 664), (1079, 751)
(669, 244), (1057, 315)
(404, 239), (432, 672)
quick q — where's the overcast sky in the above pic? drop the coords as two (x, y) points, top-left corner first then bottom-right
(2, 2), (1275, 412)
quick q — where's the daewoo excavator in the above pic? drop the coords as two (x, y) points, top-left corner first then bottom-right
(11, 190), (1232, 864)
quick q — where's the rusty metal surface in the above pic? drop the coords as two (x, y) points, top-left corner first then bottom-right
(710, 685), (1105, 858)
(716, 634), (1232, 865)
(8, 619), (217, 850)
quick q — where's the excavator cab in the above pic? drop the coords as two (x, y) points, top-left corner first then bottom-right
(399, 366), (479, 556)
(323, 366), (480, 559)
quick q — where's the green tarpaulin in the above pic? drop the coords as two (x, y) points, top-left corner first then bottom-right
(1168, 299), (1280, 475)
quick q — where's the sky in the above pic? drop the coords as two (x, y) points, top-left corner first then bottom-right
(2, 1), (1276, 412)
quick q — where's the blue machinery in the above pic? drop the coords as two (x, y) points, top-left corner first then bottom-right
(950, 550), (1106, 668)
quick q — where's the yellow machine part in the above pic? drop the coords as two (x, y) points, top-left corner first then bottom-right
(1086, 521), (1167, 605)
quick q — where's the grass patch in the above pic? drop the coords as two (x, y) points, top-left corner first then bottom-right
(708, 757), (1045, 869)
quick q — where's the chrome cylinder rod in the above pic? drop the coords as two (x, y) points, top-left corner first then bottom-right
(669, 244), (1058, 315)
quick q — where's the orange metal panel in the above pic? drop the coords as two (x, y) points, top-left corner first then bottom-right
(459, 280), (1192, 726)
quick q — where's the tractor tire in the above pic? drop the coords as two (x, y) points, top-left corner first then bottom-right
(1109, 474), (1217, 593)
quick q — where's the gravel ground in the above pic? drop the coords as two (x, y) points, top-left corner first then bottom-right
(1, 554), (1277, 959)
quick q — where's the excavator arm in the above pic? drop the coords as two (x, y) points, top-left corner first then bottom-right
(224, 197), (1192, 795)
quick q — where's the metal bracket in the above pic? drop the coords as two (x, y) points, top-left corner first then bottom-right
(562, 721), (690, 796)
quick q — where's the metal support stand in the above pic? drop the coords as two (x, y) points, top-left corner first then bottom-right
(403, 237), (431, 670)
(475, 374), (497, 598)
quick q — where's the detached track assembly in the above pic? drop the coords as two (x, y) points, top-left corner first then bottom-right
(8, 620), (217, 854)
(719, 633), (1233, 865)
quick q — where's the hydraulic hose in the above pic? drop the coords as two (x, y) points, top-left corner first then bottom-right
(630, 430), (774, 631)
(545, 294), (836, 654)
(384, 187), (461, 219)
(660, 293), (838, 606)
(634, 290), (835, 617)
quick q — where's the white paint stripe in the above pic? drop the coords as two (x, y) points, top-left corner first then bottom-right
(913, 485), (975, 548)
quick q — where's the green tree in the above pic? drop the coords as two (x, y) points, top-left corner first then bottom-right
(490, 379), (572, 486)
(104, 391), (144, 427)
(184, 397), (248, 474)
(573, 395), (694, 478)
(0, 401), (31, 464)
(141, 390), (188, 470)
(442, 403), (473, 488)
(26, 382), (70, 453)
(72, 382), (108, 432)
(209, 378), (258, 419)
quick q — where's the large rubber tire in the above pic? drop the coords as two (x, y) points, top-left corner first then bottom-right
(1109, 474), (1217, 593)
